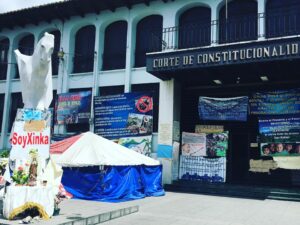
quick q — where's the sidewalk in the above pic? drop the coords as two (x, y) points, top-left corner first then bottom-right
(0, 192), (300, 225)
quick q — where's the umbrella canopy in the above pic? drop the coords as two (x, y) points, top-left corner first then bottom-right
(55, 132), (160, 167)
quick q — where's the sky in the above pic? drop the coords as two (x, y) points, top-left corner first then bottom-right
(0, 0), (64, 13)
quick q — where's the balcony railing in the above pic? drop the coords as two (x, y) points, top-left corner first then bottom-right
(149, 13), (300, 52)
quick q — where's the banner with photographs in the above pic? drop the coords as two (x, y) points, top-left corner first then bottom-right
(10, 109), (52, 160)
(259, 116), (300, 156)
(250, 89), (300, 115)
(55, 91), (92, 125)
(181, 132), (206, 156)
(94, 92), (153, 140)
(206, 132), (228, 157)
(179, 156), (226, 183)
(118, 136), (152, 156)
(198, 96), (248, 121)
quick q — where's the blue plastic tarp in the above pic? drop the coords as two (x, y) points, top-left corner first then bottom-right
(61, 165), (165, 202)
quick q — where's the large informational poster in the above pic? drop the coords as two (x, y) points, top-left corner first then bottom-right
(179, 156), (226, 183)
(259, 116), (300, 156)
(250, 89), (300, 115)
(55, 91), (92, 125)
(181, 132), (206, 156)
(94, 92), (153, 140)
(198, 96), (248, 121)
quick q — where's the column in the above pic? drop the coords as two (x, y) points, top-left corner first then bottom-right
(162, 11), (176, 50)
(157, 79), (181, 184)
(90, 25), (101, 132)
(124, 17), (135, 93)
(258, 0), (266, 40)
(211, 3), (218, 45)
(0, 38), (13, 149)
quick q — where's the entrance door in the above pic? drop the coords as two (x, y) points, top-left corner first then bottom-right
(229, 131), (249, 183)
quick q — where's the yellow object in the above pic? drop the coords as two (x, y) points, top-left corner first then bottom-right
(273, 157), (300, 170)
(8, 201), (50, 220)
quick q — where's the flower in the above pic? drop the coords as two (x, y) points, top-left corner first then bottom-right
(18, 166), (24, 171)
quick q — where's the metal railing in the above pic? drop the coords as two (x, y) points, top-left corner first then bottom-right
(149, 12), (300, 52)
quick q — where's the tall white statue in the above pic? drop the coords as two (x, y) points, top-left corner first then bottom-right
(15, 32), (54, 110)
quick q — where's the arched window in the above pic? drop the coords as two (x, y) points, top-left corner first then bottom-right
(135, 15), (163, 67)
(103, 21), (127, 70)
(266, 0), (300, 38)
(219, 0), (257, 43)
(49, 30), (61, 75)
(16, 34), (34, 78)
(0, 38), (9, 80)
(9, 92), (23, 131)
(178, 7), (211, 49)
(73, 25), (95, 73)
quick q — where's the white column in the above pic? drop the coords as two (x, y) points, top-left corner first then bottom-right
(0, 39), (13, 149)
(258, 0), (266, 40)
(124, 18), (135, 93)
(162, 11), (176, 51)
(90, 25), (101, 132)
(157, 79), (175, 185)
(54, 24), (72, 134)
(211, 3), (218, 45)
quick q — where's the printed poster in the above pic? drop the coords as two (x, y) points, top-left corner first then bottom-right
(94, 92), (153, 140)
(55, 91), (92, 125)
(259, 116), (300, 156)
(250, 89), (300, 115)
(179, 156), (226, 183)
(198, 96), (248, 121)
(181, 132), (206, 156)
(118, 135), (152, 156)
(206, 132), (228, 157)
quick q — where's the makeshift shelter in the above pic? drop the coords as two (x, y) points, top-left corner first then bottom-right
(52, 132), (164, 202)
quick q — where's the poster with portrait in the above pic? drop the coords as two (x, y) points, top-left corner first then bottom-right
(259, 116), (300, 156)
(181, 132), (206, 156)
(94, 92), (153, 140)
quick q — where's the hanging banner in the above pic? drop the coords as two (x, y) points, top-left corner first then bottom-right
(250, 89), (300, 115)
(118, 135), (152, 156)
(179, 156), (226, 183)
(181, 132), (206, 156)
(55, 91), (92, 125)
(195, 125), (224, 133)
(206, 132), (228, 157)
(94, 92), (153, 140)
(259, 116), (300, 156)
(198, 96), (248, 121)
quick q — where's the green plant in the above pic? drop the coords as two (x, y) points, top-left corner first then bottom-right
(0, 149), (9, 158)
(11, 166), (29, 185)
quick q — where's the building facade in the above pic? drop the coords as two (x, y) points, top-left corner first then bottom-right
(1, 0), (300, 187)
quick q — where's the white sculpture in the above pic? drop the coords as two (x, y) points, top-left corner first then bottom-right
(15, 32), (54, 110)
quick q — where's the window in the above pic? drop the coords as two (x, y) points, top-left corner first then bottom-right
(99, 86), (125, 96)
(9, 93), (23, 131)
(16, 34), (34, 78)
(0, 38), (9, 80)
(73, 25), (95, 73)
(178, 7), (211, 49)
(266, 0), (300, 38)
(135, 15), (163, 67)
(219, 0), (257, 43)
(102, 21), (127, 70)
(49, 30), (61, 75)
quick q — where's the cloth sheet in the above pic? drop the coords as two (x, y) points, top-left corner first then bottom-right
(3, 186), (55, 219)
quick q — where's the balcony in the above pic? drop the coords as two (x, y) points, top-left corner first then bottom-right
(149, 13), (300, 52)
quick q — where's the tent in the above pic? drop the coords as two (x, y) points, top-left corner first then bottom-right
(52, 132), (164, 202)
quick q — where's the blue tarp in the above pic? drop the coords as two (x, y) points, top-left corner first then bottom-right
(61, 165), (165, 202)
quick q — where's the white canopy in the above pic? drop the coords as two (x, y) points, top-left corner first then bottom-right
(55, 132), (160, 167)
